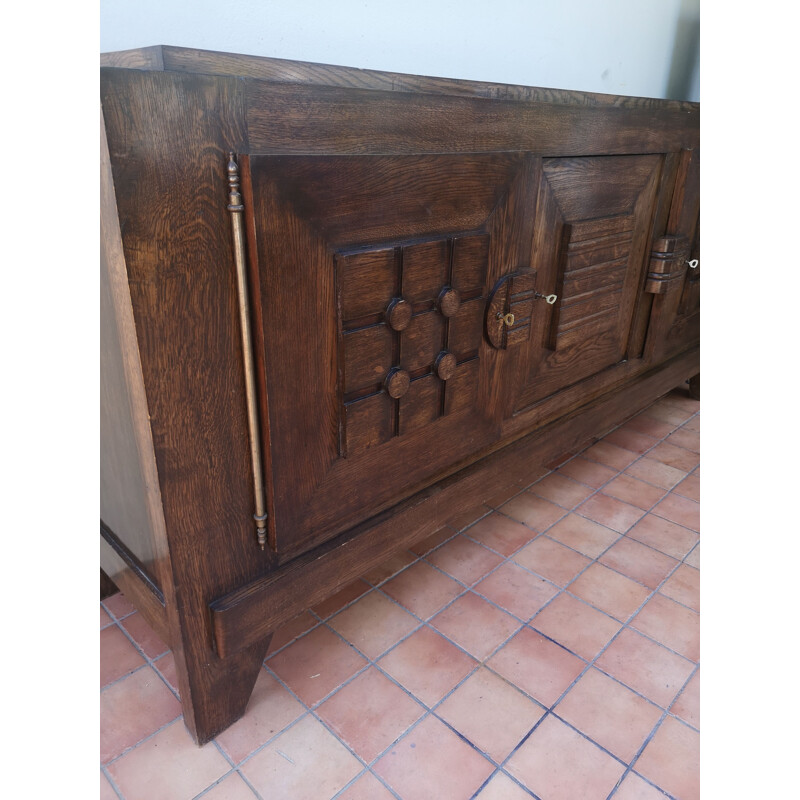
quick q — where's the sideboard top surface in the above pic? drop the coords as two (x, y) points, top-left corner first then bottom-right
(100, 44), (699, 114)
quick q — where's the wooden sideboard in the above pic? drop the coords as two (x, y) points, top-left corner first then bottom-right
(100, 45), (699, 744)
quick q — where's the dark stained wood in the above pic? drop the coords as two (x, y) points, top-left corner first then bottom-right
(102, 46), (699, 113)
(244, 81), (698, 156)
(514, 155), (661, 411)
(155, 45), (698, 111)
(100, 45), (164, 70)
(343, 325), (393, 396)
(248, 152), (526, 560)
(386, 298), (412, 331)
(438, 288), (461, 317)
(100, 46), (699, 746)
(689, 373), (700, 400)
(101, 66), (278, 745)
(485, 268), (537, 350)
(644, 148), (700, 363)
(100, 569), (117, 600)
(435, 352), (457, 381)
(645, 235), (691, 294)
(210, 345), (698, 658)
(385, 368), (411, 399)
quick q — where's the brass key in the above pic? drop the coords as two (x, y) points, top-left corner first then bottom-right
(535, 292), (558, 305)
(496, 312), (515, 327)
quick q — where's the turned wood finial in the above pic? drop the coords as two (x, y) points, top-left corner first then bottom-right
(227, 152), (244, 212)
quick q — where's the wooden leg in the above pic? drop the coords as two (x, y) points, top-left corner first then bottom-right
(174, 634), (273, 745)
(688, 373), (700, 400)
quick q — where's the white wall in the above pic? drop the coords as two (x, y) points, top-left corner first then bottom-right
(100, 0), (699, 101)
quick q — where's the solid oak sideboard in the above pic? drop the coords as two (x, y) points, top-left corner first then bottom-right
(100, 45), (699, 744)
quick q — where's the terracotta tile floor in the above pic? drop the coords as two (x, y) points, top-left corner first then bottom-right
(101, 387), (699, 800)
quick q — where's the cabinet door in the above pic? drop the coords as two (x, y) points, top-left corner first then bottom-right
(646, 149), (700, 360)
(245, 152), (536, 559)
(512, 155), (662, 413)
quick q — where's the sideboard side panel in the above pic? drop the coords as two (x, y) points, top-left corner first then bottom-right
(101, 108), (171, 600)
(101, 68), (278, 743)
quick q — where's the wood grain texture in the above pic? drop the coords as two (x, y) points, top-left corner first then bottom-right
(645, 148), (700, 363)
(514, 154), (662, 411)
(100, 46), (164, 70)
(100, 49), (699, 746)
(102, 68), (277, 743)
(101, 527), (168, 643)
(102, 45), (699, 113)
(100, 569), (117, 600)
(209, 345), (699, 657)
(245, 81), (698, 156)
(100, 108), (171, 595)
(142, 45), (699, 112)
(249, 152), (524, 560)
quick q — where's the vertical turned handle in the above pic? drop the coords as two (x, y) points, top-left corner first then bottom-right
(227, 153), (269, 551)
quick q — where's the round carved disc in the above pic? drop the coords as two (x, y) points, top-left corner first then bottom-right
(386, 298), (412, 331)
(438, 287), (461, 318)
(435, 351), (457, 381)
(385, 368), (410, 399)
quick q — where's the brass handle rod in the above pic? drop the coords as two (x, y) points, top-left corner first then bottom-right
(227, 153), (268, 550)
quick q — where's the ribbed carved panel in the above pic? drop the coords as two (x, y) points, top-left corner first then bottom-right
(553, 213), (633, 343)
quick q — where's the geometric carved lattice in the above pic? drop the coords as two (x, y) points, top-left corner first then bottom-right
(337, 232), (489, 456)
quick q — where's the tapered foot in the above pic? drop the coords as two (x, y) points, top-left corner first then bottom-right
(175, 635), (273, 745)
(688, 373), (700, 400)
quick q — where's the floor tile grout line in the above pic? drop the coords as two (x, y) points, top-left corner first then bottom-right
(297, 597), (549, 773)
(189, 764), (260, 800)
(102, 523), (693, 780)
(100, 393), (698, 798)
(261, 608), (498, 776)
(651, 584), (700, 616)
(664, 661), (700, 732)
(103, 716), (186, 769)
(100, 765), (126, 800)
(469, 768), (542, 800)
(352, 400), (699, 795)
(306, 408), (687, 637)
(302, 446), (695, 681)
(328, 766), (402, 800)
(485, 540), (697, 762)
(101, 615), (179, 702)
(606, 760), (680, 800)
(571, 417), (698, 494)
(607, 665), (699, 800)
(100, 659), (156, 695)
(232, 769), (265, 800)
(100, 600), (137, 624)
(481, 559), (694, 798)
(617, 771), (680, 800)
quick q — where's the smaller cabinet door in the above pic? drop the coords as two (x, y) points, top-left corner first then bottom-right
(644, 148), (700, 362)
(512, 154), (662, 414)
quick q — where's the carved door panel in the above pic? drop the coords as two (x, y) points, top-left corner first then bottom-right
(245, 152), (536, 560)
(512, 155), (662, 413)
